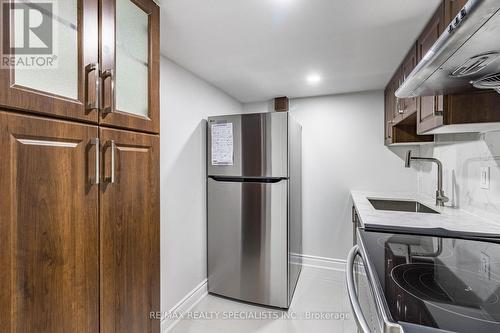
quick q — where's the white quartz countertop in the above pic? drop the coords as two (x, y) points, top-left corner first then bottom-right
(351, 190), (500, 236)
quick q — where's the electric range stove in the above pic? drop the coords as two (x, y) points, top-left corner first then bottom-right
(347, 228), (500, 333)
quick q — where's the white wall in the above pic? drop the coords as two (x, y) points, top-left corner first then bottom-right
(160, 56), (243, 313)
(417, 132), (500, 222)
(243, 91), (418, 260)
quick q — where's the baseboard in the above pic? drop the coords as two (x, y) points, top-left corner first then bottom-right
(161, 254), (345, 331)
(161, 279), (208, 332)
(292, 253), (347, 272)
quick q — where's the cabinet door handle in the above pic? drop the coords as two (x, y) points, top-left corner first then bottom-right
(110, 140), (116, 184)
(397, 98), (405, 114)
(86, 63), (99, 111)
(101, 69), (115, 114)
(433, 95), (444, 116)
(91, 138), (100, 184)
(103, 140), (116, 184)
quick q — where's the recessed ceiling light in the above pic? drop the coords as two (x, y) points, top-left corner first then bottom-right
(306, 74), (321, 85)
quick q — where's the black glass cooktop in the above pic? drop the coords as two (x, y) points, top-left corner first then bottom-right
(359, 229), (500, 332)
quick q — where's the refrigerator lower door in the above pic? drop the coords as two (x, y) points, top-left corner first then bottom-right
(207, 178), (288, 308)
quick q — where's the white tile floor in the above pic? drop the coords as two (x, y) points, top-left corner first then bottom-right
(169, 267), (357, 333)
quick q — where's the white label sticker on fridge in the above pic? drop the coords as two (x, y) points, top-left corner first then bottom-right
(211, 123), (234, 166)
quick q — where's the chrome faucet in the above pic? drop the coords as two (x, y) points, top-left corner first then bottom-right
(405, 150), (449, 207)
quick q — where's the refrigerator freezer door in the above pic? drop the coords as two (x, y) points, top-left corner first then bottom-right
(207, 178), (288, 308)
(207, 112), (288, 178)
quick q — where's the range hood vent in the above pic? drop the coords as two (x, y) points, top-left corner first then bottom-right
(396, 0), (500, 98)
(450, 52), (499, 77)
(472, 73), (500, 93)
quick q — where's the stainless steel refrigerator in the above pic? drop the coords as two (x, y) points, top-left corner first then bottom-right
(207, 112), (302, 308)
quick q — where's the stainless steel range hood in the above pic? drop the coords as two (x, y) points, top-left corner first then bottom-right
(396, 0), (500, 98)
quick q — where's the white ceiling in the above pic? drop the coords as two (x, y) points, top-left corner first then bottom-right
(159, 0), (441, 103)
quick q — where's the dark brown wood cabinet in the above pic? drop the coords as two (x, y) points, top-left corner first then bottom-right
(445, 0), (469, 23)
(0, 111), (99, 333)
(0, 0), (99, 123)
(0, 114), (161, 333)
(400, 45), (418, 117)
(100, 128), (160, 333)
(0, 0), (160, 332)
(384, 49), (433, 145)
(416, 3), (446, 134)
(392, 71), (403, 121)
(385, 0), (500, 140)
(0, 0), (159, 135)
(384, 88), (394, 144)
(418, 91), (500, 134)
(393, 115), (434, 144)
(388, 46), (419, 124)
(415, 0), (500, 134)
(100, 0), (160, 134)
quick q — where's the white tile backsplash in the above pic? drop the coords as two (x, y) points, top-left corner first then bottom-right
(417, 131), (500, 224)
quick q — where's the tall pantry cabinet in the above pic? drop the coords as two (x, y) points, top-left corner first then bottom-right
(0, 0), (160, 332)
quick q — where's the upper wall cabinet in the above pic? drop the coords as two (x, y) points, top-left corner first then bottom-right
(100, 0), (160, 134)
(0, 0), (159, 133)
(444, 0), (469, 23)
(384, 88), (394, 144)
(416, 0), (500, 135)
(0, 0), (99, 123)
(399, 45), (418, 117)
(384, 46), (434, 146)
(416, 2), (446, 134)
(385, 0), (500, 139)
(417, 91), (500, 134)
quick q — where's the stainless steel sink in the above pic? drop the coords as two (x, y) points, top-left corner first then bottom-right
(368, 199), (439, 214)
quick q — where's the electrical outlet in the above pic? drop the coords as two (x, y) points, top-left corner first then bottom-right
(480, 251), (491, 280)
(480, 166), (490, 190)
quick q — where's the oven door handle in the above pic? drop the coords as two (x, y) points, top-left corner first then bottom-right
(346, 245), (372, 333)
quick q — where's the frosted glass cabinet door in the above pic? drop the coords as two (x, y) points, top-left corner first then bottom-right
(116, 0), (148, 118)
(0, 0), (99, 123)
(100, 0), (160, 134)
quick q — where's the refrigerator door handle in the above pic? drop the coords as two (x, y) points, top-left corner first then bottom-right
(208, 176), (288, 183)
